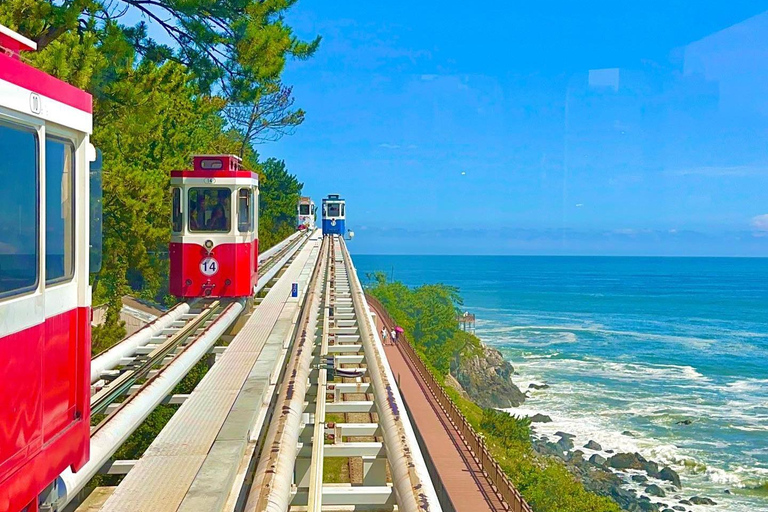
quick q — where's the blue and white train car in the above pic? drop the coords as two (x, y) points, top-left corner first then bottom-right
(321, 194), (346, 236)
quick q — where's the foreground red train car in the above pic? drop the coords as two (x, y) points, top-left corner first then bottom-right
(0, 25), (96, 511)
(169, 155), (260, 298)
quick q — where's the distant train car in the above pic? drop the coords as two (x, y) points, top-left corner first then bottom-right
(322, 194), (346, 236)
(169, 155), (259, 298)
(297, 196), (316, 230)
(0, 25), (98, 511)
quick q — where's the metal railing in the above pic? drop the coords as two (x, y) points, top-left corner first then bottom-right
(366, 293), (534, 512)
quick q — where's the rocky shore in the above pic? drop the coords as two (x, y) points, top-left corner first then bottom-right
(526, 388), (720, 512)
(439, 329), (724, 512)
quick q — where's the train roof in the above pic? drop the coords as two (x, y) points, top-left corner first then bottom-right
(324, 194), (344, 201)
(0, 26), (92, 115)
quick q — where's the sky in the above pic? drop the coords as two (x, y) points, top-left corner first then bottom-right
(249, 1), (768, 255)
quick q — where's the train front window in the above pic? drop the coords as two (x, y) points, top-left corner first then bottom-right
(299, 204), (310, 215)
(188, 188), (231, 233)
(45, 137), (75, 283)
(0, 122), (38, 297)
(237, 188), (252, 233)
(327, 202), (340, 217)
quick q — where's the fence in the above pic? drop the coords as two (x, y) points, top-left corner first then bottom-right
(366, 293), (534, 512)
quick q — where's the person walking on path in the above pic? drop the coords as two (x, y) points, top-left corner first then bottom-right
(381, 326), (389, 345)
(391, 328), (397, 344)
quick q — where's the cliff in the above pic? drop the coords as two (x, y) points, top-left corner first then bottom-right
(452, 344), (526, 408)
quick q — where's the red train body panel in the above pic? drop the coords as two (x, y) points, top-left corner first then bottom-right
(169, 240), (258, 297)
(0, 25), (94, 511)
(169, 155), (260, 298)
(0, 309), (91, 511)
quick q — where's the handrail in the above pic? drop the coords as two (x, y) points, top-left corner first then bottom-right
(365, 293), (534, 512)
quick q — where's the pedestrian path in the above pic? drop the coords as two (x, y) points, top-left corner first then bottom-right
(368, 301), (509, 512)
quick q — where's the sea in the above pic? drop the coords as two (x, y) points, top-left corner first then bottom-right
(353, 255), (768, 511)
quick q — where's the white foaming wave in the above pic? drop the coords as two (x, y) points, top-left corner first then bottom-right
(520, 352), (560, 359)
(481, 323), (716, 349)
(726, 378), (768, 394)
(514, 356), (710, 385)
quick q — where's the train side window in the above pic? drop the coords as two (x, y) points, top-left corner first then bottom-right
(0, 122), (38, 297)
(188, 187), (231, 233)
(45, 137), (75, 283)
(250, 187), (256, 232)
(340, 203), (345, 217)
(299, 204), (310, 215)
(237, 188), (252, 233)
(172, 188), (182, 233)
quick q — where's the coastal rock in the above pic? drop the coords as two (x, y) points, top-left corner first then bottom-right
(606, 449), (615, 453)
(676, 419), (693, 425)
(589, 454), (607, 465)
(555, 431), (575, 439)
(679, 499), (692, 505)
(662, 509), (676, 512)
(452, 344), (526, 408)
(646, 484), (666, 497)
(688, 496), (716, 505)
(528, 382), (550, 390)
(567, 450), (585, 464)
(557, 436), (575, 451)
(642, 460), (661, 479)
(659, 467), (681, 488)
(623, 430), (636, 437)
(607, 452), (647, 470)
(637, 501), (660, 512)
(632, 474), (649, 484)
(584, 440), (602, 450)
(529, 413), (552, 423)
(672, 507), (686, 511)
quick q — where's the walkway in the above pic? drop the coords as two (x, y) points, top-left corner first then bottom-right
(368, 301), (508, 512)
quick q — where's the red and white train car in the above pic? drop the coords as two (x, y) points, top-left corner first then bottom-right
(0, 25), (97, 511)
(169, 155), (259, 298)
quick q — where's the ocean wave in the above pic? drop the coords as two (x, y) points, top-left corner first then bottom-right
(513, 357), (710, 384)
(725, 378), (768, 393)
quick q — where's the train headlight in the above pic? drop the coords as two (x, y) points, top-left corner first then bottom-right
(204, 240), (214, 250)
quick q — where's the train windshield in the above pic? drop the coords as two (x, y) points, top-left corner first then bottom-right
(299, 204), (310, 215)
(327, 202), (341, 217)
(188, 187), (231, 233)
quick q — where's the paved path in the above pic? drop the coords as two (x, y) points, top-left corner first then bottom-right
(369, 302), (508, 512)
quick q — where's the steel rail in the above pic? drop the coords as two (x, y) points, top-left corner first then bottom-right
(339, 237), (441, 512)
(90, 231), (308, 385)
(306, 237), (333, 510)
(90, 301), (193, 384)
(90, 301), (221, 416)
(244, 237), (329, 512)
(60, 300), (245, 507)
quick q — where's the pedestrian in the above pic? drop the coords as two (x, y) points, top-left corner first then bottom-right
(381, 326), (389, 344)
(391, 328), (397, 343)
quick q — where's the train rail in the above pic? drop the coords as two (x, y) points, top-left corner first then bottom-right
(244, 235), (440, 512)
(56, 232), (310, 508)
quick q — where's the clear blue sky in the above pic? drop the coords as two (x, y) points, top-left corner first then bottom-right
(259, 2), (768, 256)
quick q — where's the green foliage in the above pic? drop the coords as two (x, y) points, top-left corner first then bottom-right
(480, 408), (531, 448)
(259, 157), (303, 249)
(367, 274), (480, 376)
(1, 0), (320, 102)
